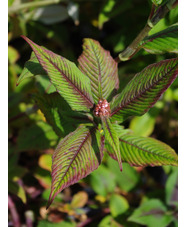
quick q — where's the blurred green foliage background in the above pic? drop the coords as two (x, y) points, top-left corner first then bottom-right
(8, 0), (178, 226)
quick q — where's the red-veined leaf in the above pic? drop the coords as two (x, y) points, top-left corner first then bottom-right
(101, 116), (122, 171)
(108, 133), (178, 167)
(110, 58), (178, 122)
(139, 24), (178, 54)
(47, 126), (104, 209)
(22, 36), (94, 112)
(78, 38), (119, 103)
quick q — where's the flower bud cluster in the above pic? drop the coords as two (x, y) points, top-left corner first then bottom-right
(93, 99), (111, 117)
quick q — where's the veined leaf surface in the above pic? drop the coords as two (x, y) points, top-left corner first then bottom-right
(47, 126), (103, 209)
(139, 24), (178, 54)
(78, 38), (119, 103)
(110, 58), (178, 122)
(22, 36), (94, 111)
(108, 134), (178, 167)
(17, 51), (47, 86)
(101, 116), (122, 171)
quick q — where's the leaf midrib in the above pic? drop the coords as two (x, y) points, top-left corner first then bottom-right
(111, 61), (177, 117)
(53, 129), (92, 191)
(41, 53), (94, 107)
(143, 27), (177, 45)
(119, 138), (177, 162)
(89, 41), (103, 99)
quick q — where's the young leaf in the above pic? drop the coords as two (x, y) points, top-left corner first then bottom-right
(47, 126), (103, 209)
(139, 24), (178, 54)
(17, 51), (47, 86)
(78, 38), (119, 103)
(21, 36), (94, 112)
(108, 134), (178, 167)
(110, 58), (178, 122)
(101, 116), (122, 171)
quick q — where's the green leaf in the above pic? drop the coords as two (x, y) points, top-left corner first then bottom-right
(37, 220), (76, 227)
(35, 75), (56, 94)
(90, 165), (116, 196)
(47, 126), (103, 209)
(8, 46), (19, 64)
(98, 0), (116, 29)
(8, 180), (27, 203)
(22, 36), (94, 111)
(151, 0), (163, 6)
(128, 199), (173, 227)
(129, 112), (156, 137)
(101, 117), (122, 171)
(38, 154), (52, 172)
(139, 24), (178, 54)
(17, 51), (46, 86)
(108, 133), (178, 167)
(110, 58), (178, 123)
(109, 194), (129, 217)
(78, 38), (119, 103)
(98, 215), (124, 227)
(107, 157), (140, 192)
(33, 92), (93, 137)
(17, 121), (58, 152)
(165, 168), (178, 206)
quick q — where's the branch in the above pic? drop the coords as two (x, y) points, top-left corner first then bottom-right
(116, 0), (178, 63)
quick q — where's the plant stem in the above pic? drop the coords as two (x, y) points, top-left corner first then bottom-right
(8, 195), (21, 227)
(8, 0), (64, 14)
(116, 0), (178, 63)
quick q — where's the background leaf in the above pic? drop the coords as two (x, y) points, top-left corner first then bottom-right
(22, 36), (94, 111)
(78, 38), (119, 103)
(128, 199), (173, 227)
(33, 92), (93, 137)
(110, 58), (178, 123)
(17, 121), (58, 152)
(109, 194), (129, 217)
(17, 51), (47, 86)
(90, 165), (116, 197)
(165, 168), (178, 206)
(107, 157), (140, 192)
(47, 126), (103, 208)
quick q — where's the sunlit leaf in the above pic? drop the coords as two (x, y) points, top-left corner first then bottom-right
(39, 154), (52, 172)
(8, 180), (27, 203)
(109, 194), (129, 217)
(108, 133), (178, 167)
(78, 38), (119, 103)
(139, 24), (178, 54)
(21, 36), (94, 111)
(101, 116), (122, 171)
(47, 126), (103, 209)
(110, 58), (178, 123)
(71, 191), (88, 208)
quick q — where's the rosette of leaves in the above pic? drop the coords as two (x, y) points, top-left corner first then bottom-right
(18, 36), (178, 209)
